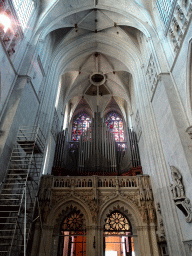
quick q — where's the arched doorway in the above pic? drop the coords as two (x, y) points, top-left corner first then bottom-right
(103, 211), (134, 256)
(57, 209), (86, 256)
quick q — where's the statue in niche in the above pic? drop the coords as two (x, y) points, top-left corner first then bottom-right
(170, 165), (192, 223)
(170, 165), (185, 198)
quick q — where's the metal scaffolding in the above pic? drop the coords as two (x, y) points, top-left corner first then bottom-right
(0, 126), (45, 256)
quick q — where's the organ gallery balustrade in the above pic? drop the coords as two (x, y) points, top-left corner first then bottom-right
(53, 176), (139, 188)
(39, 175), (152, 199)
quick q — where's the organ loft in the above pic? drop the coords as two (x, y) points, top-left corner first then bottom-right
(0, 0), (192, 256)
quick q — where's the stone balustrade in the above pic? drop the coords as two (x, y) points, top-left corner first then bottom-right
(40, 175), (151, 191)
(53, 176), (139, 188)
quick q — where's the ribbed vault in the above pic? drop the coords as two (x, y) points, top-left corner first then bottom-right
(33, 1), (159, 125)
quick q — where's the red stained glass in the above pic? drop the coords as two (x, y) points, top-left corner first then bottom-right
(71, 112), (92, 141)
(105, 112), (125, 143)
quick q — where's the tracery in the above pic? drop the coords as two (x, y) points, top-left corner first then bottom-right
(62, 211), (85, 231)
(104, 211), (131, 233)
(105, 111), (125, 149)
(71, 112), (92, 141)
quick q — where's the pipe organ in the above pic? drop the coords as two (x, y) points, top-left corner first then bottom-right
(52, 112), (141, 175)
(78, 112), (117, 173)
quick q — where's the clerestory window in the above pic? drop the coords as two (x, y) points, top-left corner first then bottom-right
(156, 0), (175, 27)
(105, 111), (126, 150)
(12, 0), (35, 30)
(71, 112), (92, 141)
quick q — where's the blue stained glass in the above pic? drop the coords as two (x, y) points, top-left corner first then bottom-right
(156, 0), (175, 27)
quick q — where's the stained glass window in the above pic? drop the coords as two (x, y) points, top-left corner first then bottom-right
(62, 211), (85, 231)
(105, 112), (125, 145)
(156, 0), (175, 28)
(104, 212), (130, 232)
(12, 0), (35, 30)
(71, 112), (91, 141)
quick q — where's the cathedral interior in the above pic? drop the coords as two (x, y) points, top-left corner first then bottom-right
(0, 0), (192, 255)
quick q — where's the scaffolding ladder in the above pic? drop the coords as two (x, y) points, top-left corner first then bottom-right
(0, 126), (45, 256)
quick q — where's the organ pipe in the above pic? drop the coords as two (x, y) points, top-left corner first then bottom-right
(53, 113), (141, 175)
(78, 112), (117, 173)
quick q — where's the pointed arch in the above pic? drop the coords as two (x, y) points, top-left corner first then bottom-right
(46, 199), (93, 231)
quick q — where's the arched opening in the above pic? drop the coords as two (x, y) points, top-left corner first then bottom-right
(57, 209), (86, 256)
(105, 111), (126, 150)
(71, 112), (92, 141)
(103, 211), (134, 256)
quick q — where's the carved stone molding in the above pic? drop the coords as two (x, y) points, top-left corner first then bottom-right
(146, 54), (160, 101)
(167, 0), (192, 54)
(170, 165), (192, 223)
(39, 175), (157, 226)
(156, 203), (166, 242)
(53, 205), (86, 233)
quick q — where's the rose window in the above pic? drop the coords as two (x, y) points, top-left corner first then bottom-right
(104, 212), (130, 231)
(62, 211), (84, 231)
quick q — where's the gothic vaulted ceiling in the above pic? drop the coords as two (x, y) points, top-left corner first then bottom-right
(34, 0), (157, 119)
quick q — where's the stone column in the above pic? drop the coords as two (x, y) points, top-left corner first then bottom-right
(51, 233), (60, 256)
(38, 224), (54, 256)
(137, 226), (154, 256)
(149, 224), (160, 256)
(86, 225), (97, 256)
(159, 73), (192, 173)
(132, 234), (139, 256)
(151, 72), (188, 256)
(97, 226), (104, 256)
(30, 222), (41, 256)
